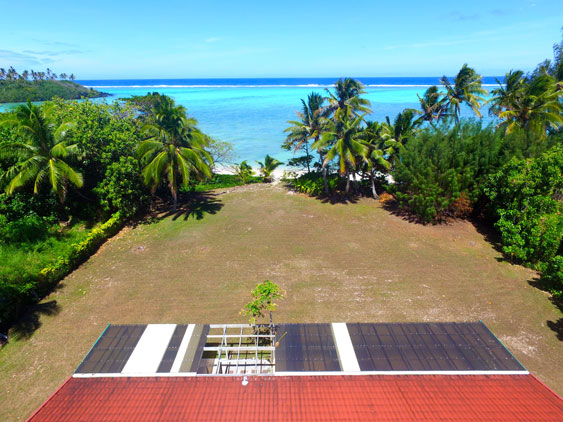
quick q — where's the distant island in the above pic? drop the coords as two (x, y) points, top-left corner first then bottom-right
(0, 66), (109, 103)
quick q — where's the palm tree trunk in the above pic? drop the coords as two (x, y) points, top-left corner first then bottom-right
(353, 171), (359, 194)
(319, 150), (329, 195)
(345, 168), (350, 195)
(305, 141), (311, 174)
(370, 170), (379, 199)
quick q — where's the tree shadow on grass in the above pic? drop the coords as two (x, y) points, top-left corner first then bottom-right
(160, 192), (224, 222)
(380, 198), (426, 224)
(10, 300), (61, 340)
(528, 275), (563, 341)
(281, 183), (360, 205)
(547, 318), (563, 341)
(318, 193), (360, 205)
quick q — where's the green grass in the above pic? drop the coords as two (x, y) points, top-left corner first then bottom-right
(0, 184), (561, 421)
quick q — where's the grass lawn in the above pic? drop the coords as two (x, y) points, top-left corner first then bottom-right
(1, 184), (562, 421)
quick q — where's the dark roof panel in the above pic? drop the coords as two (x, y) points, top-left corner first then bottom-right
(75, 325), (147, 374)
(156, 325), (188, 373)
(347, 322), (524, 372)
(275, 323), (341, 372)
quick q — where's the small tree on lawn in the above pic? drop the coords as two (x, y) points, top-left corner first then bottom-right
(233, 160), (253, 184)
(241, 280), (285, 327)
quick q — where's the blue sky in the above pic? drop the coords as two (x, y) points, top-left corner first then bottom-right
(1, 0), (562, 79)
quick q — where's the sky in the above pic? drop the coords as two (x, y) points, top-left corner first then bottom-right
(0, 0), (562, 79)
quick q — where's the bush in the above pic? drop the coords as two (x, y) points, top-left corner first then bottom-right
(0, 213), (54, 244)
(181, 174), (262, 193)
(483, 146), (563, 266)
(37, 212), (123, 292)
(391, 122), (502, 223)
(541, 255), (563, 298)
(291, 172), (340, 195)
(95, 156), (149, 218)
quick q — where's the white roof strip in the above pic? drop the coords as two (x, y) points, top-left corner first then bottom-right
(121, 324), (177, 374)
(331, 323), (361, 372)
(170, 324), (196, 373)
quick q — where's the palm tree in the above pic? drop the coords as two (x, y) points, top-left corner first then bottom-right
(360, 121), (392, 198)
(234, 160), (253, 184)
(137, 96), (212, 211)
(440, 64), (488, 122)
(313, 111), (368, 195)
(0, 68), (5, 79)
(69, 74), (75, 81)
(326, 78), (371, 120)
(413, 85), (447, 125)
(489, 70), (526, 117)
(284, 93), (326, 173)
(496, 73), (563, 137)
(257, 155), (283, 182)
(385, 109), (420, 146)
(6, 67), (18, 81)
(0, 101), (82, 202)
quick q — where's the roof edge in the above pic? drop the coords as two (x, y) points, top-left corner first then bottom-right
(26, 376), (73, 422)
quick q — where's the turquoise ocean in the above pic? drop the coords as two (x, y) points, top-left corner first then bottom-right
(62, 78), (502, 164)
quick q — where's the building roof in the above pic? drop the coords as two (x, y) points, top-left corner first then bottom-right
(74, 322), (526, 377)
(27, 322), (563, 421)
(28, 374), (563, 421)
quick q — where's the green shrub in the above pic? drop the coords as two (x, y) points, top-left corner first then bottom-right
(291, 172), (340, 195)
(181, 174), (262, 193)
(541, 255), (563, 298)
(483, 146), (563, 266)
(0, 213), (55, 244)
(94, 156), (149, 218)
(391, 122), (502, 223)
(37, 212), (123, 292)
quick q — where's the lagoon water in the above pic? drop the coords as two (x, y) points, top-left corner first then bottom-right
(82, 77), (499, 163)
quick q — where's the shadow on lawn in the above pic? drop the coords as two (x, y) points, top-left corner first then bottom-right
(159, 192), (224, 222)
(528, 275), (563, 341)
(282, 183), (360, 205)
(10, 300), (60, 340)
(318, 193), (360, 205)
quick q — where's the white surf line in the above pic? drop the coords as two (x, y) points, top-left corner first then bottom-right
(331, 323), (361, 372)
(121, 324), (177, 374)
(170, 324), (196, 373)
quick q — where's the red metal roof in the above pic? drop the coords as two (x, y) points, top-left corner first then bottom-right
(28, 374), (563, 421)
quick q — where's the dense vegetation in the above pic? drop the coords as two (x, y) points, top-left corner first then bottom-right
(0, 94), (242, 332)
(282, 35), (563, 298)
(0, 67), (107, 103)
